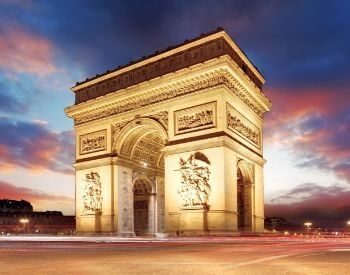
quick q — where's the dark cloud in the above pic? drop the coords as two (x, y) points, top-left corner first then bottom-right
(0, 117), (74, 174)
(0, 0), (349, 218)
(0, 1), (347, 177)
(266, 182), (350, 228)
(292, 110), (350, 182)
(270, 183), (347, 203)
(2, 0), (349, 88)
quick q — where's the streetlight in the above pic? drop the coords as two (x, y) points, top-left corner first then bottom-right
(304, 222), (312, 235)
(304, 222), (312, 228)
(19, 218), (29, 234)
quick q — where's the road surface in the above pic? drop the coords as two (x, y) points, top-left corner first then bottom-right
(1, 236), (349, 274)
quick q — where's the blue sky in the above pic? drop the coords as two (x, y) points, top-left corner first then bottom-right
(0, 0), (349, 227)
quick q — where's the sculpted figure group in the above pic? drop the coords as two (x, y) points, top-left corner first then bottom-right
(82, 172), (103, 213)
(178, 110), (214, 131)
(177, 152), (211, 207)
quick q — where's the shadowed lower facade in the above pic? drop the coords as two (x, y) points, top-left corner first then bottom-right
(65, 28), (271, 236)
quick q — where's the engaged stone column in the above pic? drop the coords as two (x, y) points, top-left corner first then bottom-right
(148, 194), (156, 234)
(117, 166), (135, 237)
(156, 177), (165, 233)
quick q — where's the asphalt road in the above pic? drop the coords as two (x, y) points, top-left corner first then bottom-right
(1, 236), (350, 274)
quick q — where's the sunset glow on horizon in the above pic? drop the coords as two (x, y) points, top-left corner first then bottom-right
(0, 0), (349, 228)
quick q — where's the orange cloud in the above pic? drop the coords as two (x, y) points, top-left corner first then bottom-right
(0, 26), (56, 76)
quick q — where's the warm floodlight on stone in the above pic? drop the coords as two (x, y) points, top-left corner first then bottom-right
(65, 28), (271, 236)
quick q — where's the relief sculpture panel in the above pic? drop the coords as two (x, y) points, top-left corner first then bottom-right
(82, 172), (103, 214)
(174, 101), (216, 135)
(177, 152), (211, 207)
(79, 129), (107, 155)
(227, 103), (261, 148)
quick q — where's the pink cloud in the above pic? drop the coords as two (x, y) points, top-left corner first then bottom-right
(264, 87), (350, 136)
(0, 180), (72, 202)
(264, 86), (350, 182)
(0, 118), (74, 175)
(0, 180), (74, 213)
(0, 26), (56, 76)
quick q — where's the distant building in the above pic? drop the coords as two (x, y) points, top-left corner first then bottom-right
(0, 199), (33, 213)
(264, 216), (298, 231)
(0, 199), (75, 234)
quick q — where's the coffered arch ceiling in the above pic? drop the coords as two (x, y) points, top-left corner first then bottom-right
(131, 132), (164, 167)
(119, 125), (165, 168)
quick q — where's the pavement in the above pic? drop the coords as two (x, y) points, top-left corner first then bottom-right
(1, 235), (350, 274)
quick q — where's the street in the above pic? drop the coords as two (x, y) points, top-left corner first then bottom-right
(1, 236), (350, 274)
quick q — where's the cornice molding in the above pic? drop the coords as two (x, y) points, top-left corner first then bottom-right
(66, 58), (271, 125)
(163, 134), (265, 166)
(72, 30), (264, 92)
(74, 156), (115, 170)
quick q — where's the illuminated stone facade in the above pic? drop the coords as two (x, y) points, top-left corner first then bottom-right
(65, 28), (271, 236)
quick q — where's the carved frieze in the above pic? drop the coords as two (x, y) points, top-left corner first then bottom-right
(112, 121), (129, 137)
(82, 172), (103, 213)
(174, 101), (216, 135)
(112, 120), (129, 141)
(149, 111), (168, 130)
(79, 129), (107, 155)
(227, 103), (260, 148)
(73, 70), (267, 125)
(177, 152), (211, 207)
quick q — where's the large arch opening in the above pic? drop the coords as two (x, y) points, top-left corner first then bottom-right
(237, 161), (254, 232)
(115, 118), (166, 236)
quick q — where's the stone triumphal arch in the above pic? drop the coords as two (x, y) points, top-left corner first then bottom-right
(65, 28), (271, 236)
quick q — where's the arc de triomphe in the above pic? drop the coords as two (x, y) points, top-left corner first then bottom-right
(65, 28), (271, 236)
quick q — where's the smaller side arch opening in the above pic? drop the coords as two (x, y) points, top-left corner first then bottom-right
(133, 176), (155, 236)
(237, 160), (254, 232)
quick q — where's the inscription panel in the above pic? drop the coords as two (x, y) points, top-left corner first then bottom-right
(79, 129), (107, 155)
(227, 103), (261, 148)
(174, 101), (216, 135)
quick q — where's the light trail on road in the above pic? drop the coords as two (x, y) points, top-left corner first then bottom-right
(0, 236), (349, 274)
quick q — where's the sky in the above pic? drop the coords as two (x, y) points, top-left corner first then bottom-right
(0, 0), (349, 228)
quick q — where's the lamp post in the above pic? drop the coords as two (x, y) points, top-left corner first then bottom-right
(304, 222), (312, 235)
(19, 218), (29, 234)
